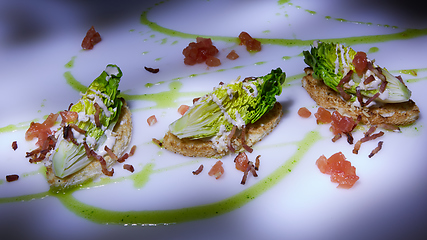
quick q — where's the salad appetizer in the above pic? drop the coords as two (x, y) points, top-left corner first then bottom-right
(163, 68), (286, 158)
(25, 64), (133, 189)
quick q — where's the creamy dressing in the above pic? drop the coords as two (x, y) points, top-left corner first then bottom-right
(95, 129), (116, 156)
(105, 65), (120, 78)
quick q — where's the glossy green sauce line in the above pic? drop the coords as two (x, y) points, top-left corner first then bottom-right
(140, 6), (427, 46)
(63, 71), (88, 93)
(53, 130), (321, 225)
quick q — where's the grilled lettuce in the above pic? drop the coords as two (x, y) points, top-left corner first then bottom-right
(169, 68), (286, 139)
(51, 64), (123, 178)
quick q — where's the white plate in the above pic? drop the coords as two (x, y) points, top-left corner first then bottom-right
(1, 0), (427, 239)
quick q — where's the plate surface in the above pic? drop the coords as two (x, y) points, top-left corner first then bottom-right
(1, 0), (427, 239)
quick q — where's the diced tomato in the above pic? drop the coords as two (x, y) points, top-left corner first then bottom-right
(330, 111), (356, 135)
(316, 152), (359, 189)
(81, 26), (101, 50)
(234, 152), (249, 172)
(208, 160), (224, 179)
(205, 56), (221, 67)
(182, 37), (219, 66)
(352, 51), (368, 77)
(147, 115), (157, 126)
(178, 105), (189, 115)
(226, 50), (239, 60)
(25, 113), (59, 147)
(238, 31), (261, 52)
(60, 111), (78, 124)
(298, 107), (311, 118)
(315, 155), (329, 174)
(314, 107), (332, 124)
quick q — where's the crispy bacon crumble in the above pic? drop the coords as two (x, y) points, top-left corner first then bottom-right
(6, 174), (19, 182)
(12, 141), (18, 151)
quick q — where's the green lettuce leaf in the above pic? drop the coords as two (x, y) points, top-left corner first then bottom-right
(169, 68), (286, 139)
(303, 42), (411, 103)
(52, 64), (123, 178)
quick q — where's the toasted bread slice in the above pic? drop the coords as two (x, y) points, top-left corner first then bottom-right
(302, 67), (419, 126)
(46, 102), (132, 189)
(163, 101), (283, 158)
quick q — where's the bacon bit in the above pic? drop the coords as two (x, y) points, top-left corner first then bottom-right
(83, 142), (92, 158)
(192, 97), (201, 104)
(227, 125), (237, 152)
(363, 75), (375, 85)
(249, 161), (258, 177)
(89, 148), (114, 176)
(147, 115), (157, 126)
(240, 125), (253, 153)
(105, 146), (118, 161)
(152, 138), (162, 147)
(123, 164), (135, 173)
(6, 174), (19, 182)
(364, 92), (380, 106)
(332, 133), (342, 142)
(192, 164), (204, 175)
(338, 70), (353, 87)
(240, 165), (250, 185)
(81, 26), (101, 50)
(226, 50), (239, 60)
(369, 141), (383, 158)
(129, 145), (137, 157)
(144, 66), (159, 73)
(336, 85), (352, 101)
(219, 82), (225, 85)
(94, 103), (101, 128)
(255, 155), (260, 170)
(396, 75), (408, 87)
(69, 123), (86, 134)
(298, 107), (311, 118)
(345, 132), (354, 145)
(365, 126), (377, 137)
(234, 152), (249, 172)
(353, 129), (384, 154)
(26, 135), (57, 163)
(356, 87), (364, 107)
(64, 125), (78, 145)
(240, 161), (258, 185)
(117, 153), (129, 163)
(178, 105), (190, 115)
(68, 103), (73, 111)
(208, 160), (224, 179)
(353, 140), (362, 154)
(12, 141), (18, 151)
(380, 82), (389, 93)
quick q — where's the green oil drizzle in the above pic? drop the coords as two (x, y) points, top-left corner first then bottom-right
(305, 10), (316, 15)
(121, 81), (206, 109)
(278, 0), (290, 5)
(141, 5), (427, 47)
(52, 130), (321, 225)
(65, 56), (76, 69)
(130, 163), (154, 189)
(63, 71), (88, 93)
(368, 47), (379, 53)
